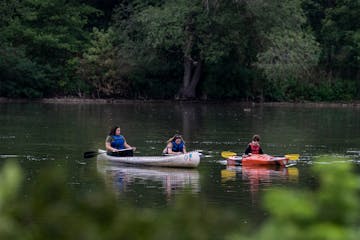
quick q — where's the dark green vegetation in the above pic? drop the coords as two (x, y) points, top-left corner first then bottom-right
(1, 156), (359, 239)
(1, 0), (359, 101)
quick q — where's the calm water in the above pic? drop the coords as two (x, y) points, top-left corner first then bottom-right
(1, 102), (360, 224)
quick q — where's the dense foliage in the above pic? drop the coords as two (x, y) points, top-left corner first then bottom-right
(0, 156), (359, 239)
(0, 0), (359, 100)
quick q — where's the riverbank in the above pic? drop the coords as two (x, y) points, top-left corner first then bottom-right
(1, 97), (360, 108)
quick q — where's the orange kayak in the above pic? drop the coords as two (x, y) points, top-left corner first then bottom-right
(228, 154), (288, 166)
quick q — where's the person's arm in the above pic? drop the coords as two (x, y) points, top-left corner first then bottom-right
(166, 142), (174, 154)
(182, 145), (187, 153)
(259, 147), (263, 154)
(105, 137), (117, 152)
(244, 145), (251, 155)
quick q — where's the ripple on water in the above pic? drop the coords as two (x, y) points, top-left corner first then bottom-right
(0, 135), (16, 139)
(0, 154), (19, 158)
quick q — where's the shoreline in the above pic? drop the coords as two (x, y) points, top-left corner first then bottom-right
(1, 97), (360, 108)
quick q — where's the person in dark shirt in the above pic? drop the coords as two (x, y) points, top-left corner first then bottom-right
(244, 134), (263, 155)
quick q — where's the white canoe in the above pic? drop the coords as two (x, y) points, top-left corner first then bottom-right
(97, 149), (201, 168)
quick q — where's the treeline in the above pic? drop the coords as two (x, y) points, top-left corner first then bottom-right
(0, 0), (359, 101)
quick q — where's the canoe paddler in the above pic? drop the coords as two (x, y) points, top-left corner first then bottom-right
(105, 126), (136, 157)
(163, 134), (187, 155)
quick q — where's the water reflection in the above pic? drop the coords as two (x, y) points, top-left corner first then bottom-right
(97, 160), (200, 199)
(221, 164), (299, 203)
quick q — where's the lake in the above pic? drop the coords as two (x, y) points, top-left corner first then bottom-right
(1, 101), (359, 225)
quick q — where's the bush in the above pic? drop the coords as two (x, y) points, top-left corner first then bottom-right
(1, 155), (359, 239)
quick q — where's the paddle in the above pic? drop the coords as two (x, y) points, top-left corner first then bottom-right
(83, 148), (133, 159)
(221, 151), (300, 160)
(285, 154), (300, 161)
(221, 151), (237, 158)
(83, 151), (105, 159)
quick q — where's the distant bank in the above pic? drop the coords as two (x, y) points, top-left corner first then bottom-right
(1, 97), (360, 108)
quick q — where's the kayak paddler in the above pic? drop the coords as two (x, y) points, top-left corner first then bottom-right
(244, 134), (264, 155)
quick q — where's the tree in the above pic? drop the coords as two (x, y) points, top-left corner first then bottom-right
(256, 30), (320, 84)
(247, 0), (320, 86)
(77, 28), (133, 98)
(0, 0), (99, 97)
(302, 0), (360, 97)
(116, 0), (206, 99)
(111, 0), (254, 99)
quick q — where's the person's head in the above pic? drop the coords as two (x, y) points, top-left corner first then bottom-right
(252, 134), (260, 142)
(109, 126), (121, 136)
(168, 134), (184, 144)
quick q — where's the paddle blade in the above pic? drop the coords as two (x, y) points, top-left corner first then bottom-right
(221, 151), (237, 158)
(83, 151), (99, 159)
(285, 154), (300, 161)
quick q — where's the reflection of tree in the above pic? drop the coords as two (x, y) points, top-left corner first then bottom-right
(174, 103), (205, 144)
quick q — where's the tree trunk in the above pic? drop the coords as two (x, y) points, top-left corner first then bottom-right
(183, 57), (192, 89)
(176, 15), (203, 100)
(188, 61), (202, 96)
(177, 59), (202, 99)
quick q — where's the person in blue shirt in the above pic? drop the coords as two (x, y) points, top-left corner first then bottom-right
(105, 126), (136, 156)
(163, 134), (187, 155)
